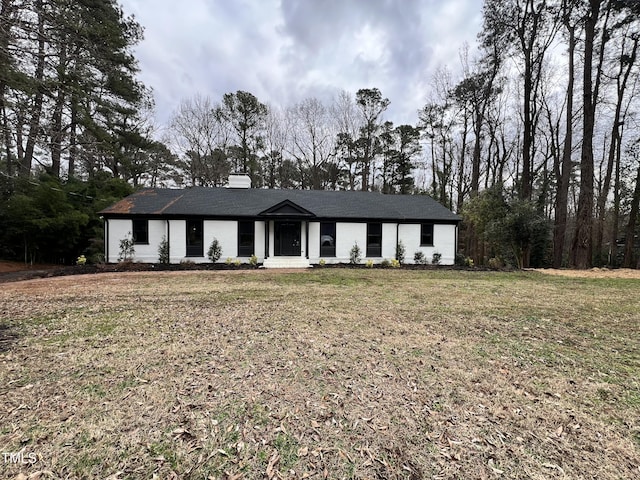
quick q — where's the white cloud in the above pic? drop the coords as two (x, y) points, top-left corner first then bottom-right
(120, 0), (483, 130)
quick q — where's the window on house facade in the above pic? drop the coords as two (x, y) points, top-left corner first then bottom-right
(132, 219), (149, 244)
(238, 221), (255, 257)
(186, 219), (203, 257)
(366, 222), (382, 257)
(421, 223), (434, 246)
(320, 222), (336, 257)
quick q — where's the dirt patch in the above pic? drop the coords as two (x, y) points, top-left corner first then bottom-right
(0, 260), (59, 273)
(532, 267), (640, 279)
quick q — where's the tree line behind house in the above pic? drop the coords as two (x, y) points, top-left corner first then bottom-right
(0, 0), (639, 268)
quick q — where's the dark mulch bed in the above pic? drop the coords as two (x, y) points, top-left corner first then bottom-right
(0, 261), (493, 283)
(0, 262), (256, 283)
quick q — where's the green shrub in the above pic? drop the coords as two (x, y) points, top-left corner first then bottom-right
(414, 251), (427, 265)
(455, 254), (474, 267)
(391, 259), (401, 268)
(89, 253), (105, 265)
(158, 236), (169, 264)
(365, 259), (374, 268)
(488, 257), (503, 269)
(249, 254), (258, 267)
(432, 252), (442, 265)
(318, 258), (326, 266)
(380, 259), (391, 268)
(349, 243), (361, 265)
(207, 238), (222, 262)
(118, 233), (135, 262)
(395, 241), (406, 264)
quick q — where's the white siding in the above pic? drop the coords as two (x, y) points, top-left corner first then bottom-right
(308, 221), (457, 265)
(398, 223), (422, 263)
(133, 220), (166, 263)
(380, 223), (397, 260)
(107, 218), (457, 265)
(106, 219), (132, 263)
(205, 220), (237, 261)
(267, 220), (275, 257)
(308, 222), (320, 259)
(254, 221), (266, 261)
(170, 220), (266, 263)
(301, 222), (308, 259)
(106, 219), (167, 263)
(311, 222), (366, 264)
(432, 223), (457, 265)
(398, 223), (457, 265)
(168, 219), (186, 262)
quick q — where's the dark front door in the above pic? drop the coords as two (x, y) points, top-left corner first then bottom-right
(275, 222), (301, 256)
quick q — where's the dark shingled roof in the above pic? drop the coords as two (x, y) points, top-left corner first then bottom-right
(100, 187), (460, 222)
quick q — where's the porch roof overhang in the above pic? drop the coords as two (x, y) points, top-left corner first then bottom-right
(258, 199), (316, 219)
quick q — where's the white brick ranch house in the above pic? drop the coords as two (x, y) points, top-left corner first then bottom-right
(100, 175), (461, 268)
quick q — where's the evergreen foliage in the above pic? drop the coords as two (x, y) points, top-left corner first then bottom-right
(414, 251), (427, 265)
(158, 236), (170, 264)
(118, 233), (135, 262)
(207, 238), (223, 263)
(0, 173), (132, 264)
(395, 240), (406, 264)
(463, 185), (550, 268)
(349, 243), (362, 265)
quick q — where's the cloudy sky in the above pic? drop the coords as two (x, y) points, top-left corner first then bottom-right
(119, 0), (483, 132)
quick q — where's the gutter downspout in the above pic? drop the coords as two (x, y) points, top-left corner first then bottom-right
(455, 222), (459, 261)
(167, 220), (170, 263)
(104, 218), (109, 263)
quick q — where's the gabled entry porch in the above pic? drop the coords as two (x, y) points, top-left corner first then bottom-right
(260, 200), (313, 269)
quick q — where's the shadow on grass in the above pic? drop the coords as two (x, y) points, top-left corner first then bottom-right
(0, 322), (19, 352)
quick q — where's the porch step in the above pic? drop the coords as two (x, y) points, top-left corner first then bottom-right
(262, 257), (311, 269)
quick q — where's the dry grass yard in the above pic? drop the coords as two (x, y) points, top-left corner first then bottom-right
(1, 269), (639, 479)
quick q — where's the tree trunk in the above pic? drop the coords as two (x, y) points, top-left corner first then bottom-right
(622, 161), (640, 268)
(571, 0), (601, 269)
(430, 137), (437, 196)
(68, 95), (79, 177)
(553, 14), (576, 268)
(22, 0), (47, 177)
(456, 112), (468, 214)
(521, 55), (533, 200)
(471, 109), (482, 196)
(440, 137), (448, 207)
(0, 95), (11, 175)
(361, 133), (372, 192)
(0, 0), (14, 175)
(595, 35), (638, 265)
(609, 125), (623, 266)
(50, 42), (68, 178)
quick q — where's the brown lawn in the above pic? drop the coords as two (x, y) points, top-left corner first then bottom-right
(0, 269), (639, 479)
